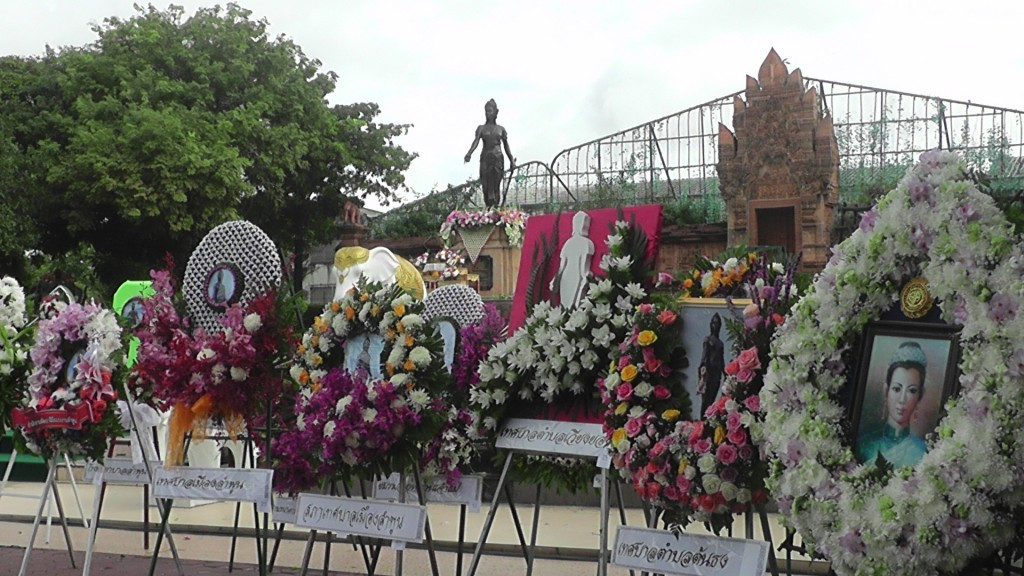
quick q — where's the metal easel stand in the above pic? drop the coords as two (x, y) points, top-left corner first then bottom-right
(17, 454), (77, 576)
(225, 435), (272, 576)
(1, 447), (91, 538)
(466, 451), (617, 576)
(84, 390), (184, 576)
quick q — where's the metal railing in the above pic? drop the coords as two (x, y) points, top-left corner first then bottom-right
(378, 77), (1024, 232)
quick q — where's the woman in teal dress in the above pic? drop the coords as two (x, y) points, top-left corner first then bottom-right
(856, 341), (929, 468)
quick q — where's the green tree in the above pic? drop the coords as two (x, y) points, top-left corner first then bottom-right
(0, 3), (413, 296)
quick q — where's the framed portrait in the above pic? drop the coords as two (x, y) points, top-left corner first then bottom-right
(205, 263), (244, 311)
(850, 322), (960, 468)
(679, 299), (750, 421)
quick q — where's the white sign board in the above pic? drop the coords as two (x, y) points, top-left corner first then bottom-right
(84, 458), (159, 485)
(273, 495), (298, 525)
(152, 467), (274, 513)
(612, 526), (769, 576)
(371, 473), (483, 512)
(295, 493), (427, 543)
(496, 418), (609, 459)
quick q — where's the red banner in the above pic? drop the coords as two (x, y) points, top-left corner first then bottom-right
(11, 404), (92, 433)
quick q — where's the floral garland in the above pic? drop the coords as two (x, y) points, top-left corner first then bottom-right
(440, 208), (529, 247)
(276, 281), (454, 492)
(761, 150), (1024, 576)
(15, 301), (124, 460)
(605, 255), (799, 531)
(1, 277), (33, 436)
(131, 262), (296, 465)
(470, 219), (653, 490)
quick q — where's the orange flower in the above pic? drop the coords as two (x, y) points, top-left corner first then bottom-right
(611, 428), (627, 446)
(393, 303), (406, 317)
(405, 335), (414, 347)
(621, 364), (639, 382)
(403, 359), (415, 372)
(297, 344), (306, 355)
(359, 292), (370, 302)
(330, 301), (341, 313)
(371, 304), (381, 317)
(386, 362), (395, 376)
(298, 370), (309, 385)
(345, 306), (356, 320)
(683, 278), (694, 289)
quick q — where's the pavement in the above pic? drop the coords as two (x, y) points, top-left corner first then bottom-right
(0, 479), (818, 575)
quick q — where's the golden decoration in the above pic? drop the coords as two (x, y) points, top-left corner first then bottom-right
(900, 277), (934, 319)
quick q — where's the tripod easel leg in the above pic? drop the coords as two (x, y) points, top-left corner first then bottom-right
(467, 452), (513, 576)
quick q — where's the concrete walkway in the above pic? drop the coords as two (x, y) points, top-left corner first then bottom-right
(0, 480), (817, 575)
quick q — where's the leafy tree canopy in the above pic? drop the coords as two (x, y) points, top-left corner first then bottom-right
(0, 3), (414, 296)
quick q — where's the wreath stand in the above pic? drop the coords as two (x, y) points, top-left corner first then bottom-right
(0, 448), (90, 539)
(82, 387), (185, 576)
(15, 453), (78, 576)
(466, 447), (630, 576)
(295, 465), (442, 576)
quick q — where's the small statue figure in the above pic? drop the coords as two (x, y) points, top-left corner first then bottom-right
(698, 313), (726, 416)
(464, 99), (515, 208)
(549, 211), (594, 308)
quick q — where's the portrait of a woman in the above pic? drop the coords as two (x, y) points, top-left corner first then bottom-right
(855, 339), (944, 468)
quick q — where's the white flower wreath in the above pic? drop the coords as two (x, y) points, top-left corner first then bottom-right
(760, 150), (1024, 576)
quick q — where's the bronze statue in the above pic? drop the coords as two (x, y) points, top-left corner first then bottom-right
(464, 99), (515, 208)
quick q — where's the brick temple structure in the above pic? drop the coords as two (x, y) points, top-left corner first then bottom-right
(716, 48), (840, 271)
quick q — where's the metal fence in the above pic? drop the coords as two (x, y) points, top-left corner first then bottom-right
(378, 78), (1024, 231)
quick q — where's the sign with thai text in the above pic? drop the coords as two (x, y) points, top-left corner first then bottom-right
(612, 526), (769, 576)
(496, 418), (609, 458)
(273, 495), (298, 525)
(11, 405), (91, 432)
(371, 473), (482, 512)
(83, 457), (158, 486)
(152, 467), (273, 513)
(295, 493), (427, 542)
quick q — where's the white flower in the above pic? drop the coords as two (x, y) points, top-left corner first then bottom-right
(243, 313), (262, 333)
(323, 421), (336, 438)
(196, 348), (215, 361)
(361, 407), (378, 422)
(612, 256), (633, 270)
(289, 364), (304, 383)
(408, 389), (430, 409)
(336, 396), (352, 414)
(624, 282), (646, 300)
(390, 373), (409, 388)
(633, 382), (653, 398)
(296, 413), (306, 431)
(230, 366), (248, 382)
(401, 314), (424, 329)
(491, 389), (508, 404)
(408, 346), (431, 367)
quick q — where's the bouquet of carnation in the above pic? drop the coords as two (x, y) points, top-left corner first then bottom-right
(1, 276), (33, 436)
(14, 301), (126, 460)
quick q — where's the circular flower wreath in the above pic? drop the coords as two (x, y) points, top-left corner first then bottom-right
(18, 302), (124, 460)
(761, 150), (1024, 576)
(277, 280), (457, 492)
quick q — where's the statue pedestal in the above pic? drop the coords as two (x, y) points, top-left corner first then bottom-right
(457, 227), (520, 299)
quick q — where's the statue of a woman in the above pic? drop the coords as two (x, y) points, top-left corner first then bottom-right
(464, 99), (515, 208)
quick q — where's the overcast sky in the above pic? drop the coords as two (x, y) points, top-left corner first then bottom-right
(4, 1), (1023, 210)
